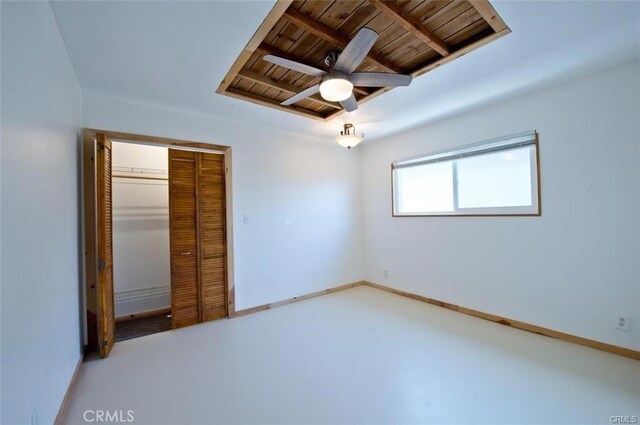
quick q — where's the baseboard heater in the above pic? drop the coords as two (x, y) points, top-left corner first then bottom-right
(114, 285), (170, 318)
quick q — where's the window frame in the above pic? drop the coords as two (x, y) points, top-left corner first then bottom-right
(391, 131), (541, 217)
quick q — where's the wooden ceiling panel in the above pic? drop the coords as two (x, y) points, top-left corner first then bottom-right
(277, 2), (354, 87)
(217, 0), (509, 121)
(337, 2), (381, 37)
(447, 20), (493, 49)
(390, 6), (486, 67)
(429, 1), (473, 28)
(375, 0), (453, 57)
(382, 0), (473, 63)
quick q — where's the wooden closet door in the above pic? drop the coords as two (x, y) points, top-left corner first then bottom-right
(96, 133), (115, 357)
(198, 153), (227, 321)
(169, 150), (200, 328)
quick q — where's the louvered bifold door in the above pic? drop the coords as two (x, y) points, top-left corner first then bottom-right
(168, 150), (200, 328)
(96, 133), (115, 357)
(198, 153), (227, 321)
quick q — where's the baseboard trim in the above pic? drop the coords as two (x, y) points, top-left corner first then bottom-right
(54, 346), (85, 425)
(363, 281), (639, 361)
(234, 281), (365, 317)
(115, 307), (172, 323)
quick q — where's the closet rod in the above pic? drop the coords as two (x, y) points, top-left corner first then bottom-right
(112, 175), (168, 182)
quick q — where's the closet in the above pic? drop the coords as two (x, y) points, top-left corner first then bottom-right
(169, 149), (227, 328)
(83, 129), (232, 359)
(111, 142), (172, 342)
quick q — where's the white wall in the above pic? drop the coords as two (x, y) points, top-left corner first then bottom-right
(1, 2), (83, 424)
(83, 93), (364, 311)
(360, 60), (640, 350)
(112, 142), (170, 316)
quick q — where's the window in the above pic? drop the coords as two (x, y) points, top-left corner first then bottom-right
(393, 131), (540, 216)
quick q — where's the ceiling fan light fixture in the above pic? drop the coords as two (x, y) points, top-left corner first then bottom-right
(319, 76), (353, 102)
(335, 123), (363, 149)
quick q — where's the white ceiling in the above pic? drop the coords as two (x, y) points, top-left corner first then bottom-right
(51, 0), (640, 143)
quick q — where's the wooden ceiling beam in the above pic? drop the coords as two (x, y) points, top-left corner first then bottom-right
(469, 0), (508, 33)
(225, 88), (326, 120)
(282, 8), (404, 74)
(369, 0), (449, 56)
(256, 43), (370, 95)
(237, 70), (341, 109)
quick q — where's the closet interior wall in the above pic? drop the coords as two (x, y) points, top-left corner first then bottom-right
(112, 142), (171, 318)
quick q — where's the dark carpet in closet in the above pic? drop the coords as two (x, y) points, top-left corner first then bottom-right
(115, 313), (171, 342)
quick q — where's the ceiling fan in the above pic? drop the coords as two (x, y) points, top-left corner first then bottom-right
(263, 27), (412, 112)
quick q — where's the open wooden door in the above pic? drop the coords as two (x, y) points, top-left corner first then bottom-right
(96, 133), (115, 357)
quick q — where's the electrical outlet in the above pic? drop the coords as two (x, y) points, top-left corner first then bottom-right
(31, 407), (39, 425)
(383, 270), (389, 279)
(616, 316), (630, 332)
(242, 214), (249, 224)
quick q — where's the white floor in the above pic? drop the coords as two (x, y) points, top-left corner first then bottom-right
(66, 286), (640, 424)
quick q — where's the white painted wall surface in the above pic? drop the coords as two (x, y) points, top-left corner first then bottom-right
(82, 93), (364, 311)
(1, 2), (83, 424)
(360, 60), (640, 350)
(111, 142), (170, 316)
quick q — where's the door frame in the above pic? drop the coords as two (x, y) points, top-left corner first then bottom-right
(82, 128), (236, 352)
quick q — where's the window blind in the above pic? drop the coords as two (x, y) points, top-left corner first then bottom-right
(392, 131), (537, 170)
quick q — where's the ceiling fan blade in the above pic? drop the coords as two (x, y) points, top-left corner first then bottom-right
(281, 84), (321, 106)
(334, 28), (379, 74)
(263, 55), (327, 78)
(340, 93), (358, 112)
(351, 72), (412, 87)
